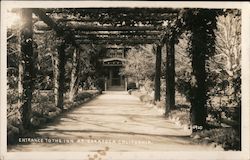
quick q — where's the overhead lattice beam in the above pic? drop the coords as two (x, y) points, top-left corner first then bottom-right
(44, 8), (180, 14)
(75, 31), (163, 36)
(52, 14), (177, 23)
(68, 24), (167, 31)
(32, 8), (63, 35)
(75, 35), (161, 40)
(34, 22), (167, 32)
(76, 39), (160, 45)
(32, 8), (77, 46)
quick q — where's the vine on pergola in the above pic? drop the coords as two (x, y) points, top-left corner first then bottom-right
(13, 7), (227, 131)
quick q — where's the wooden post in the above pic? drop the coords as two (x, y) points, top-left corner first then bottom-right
(154, 45), (162, 102)
(69, 47), (77, 102)
(187, 10), (218, 131)
(190, 31), (207, 130)
(109, 70), (112, 86)
(104, 77), (107, 91)
(57, 39), (66, 110)
(53, 53), (59, 106)
(17, 24), (23, 108)
(125, 77), (128, 91)
(165, 34), (175, 115)
(19, 9), (34, 129)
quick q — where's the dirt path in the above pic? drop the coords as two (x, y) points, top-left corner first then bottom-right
(8, 91), (222, 152)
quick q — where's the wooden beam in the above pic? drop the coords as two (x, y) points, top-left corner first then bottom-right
(76, 31), (162, 36)
(154, 45), (162, 102)
(57, 40), (67, 110)
(106, 47), (131, 50)
(54, 14), (177, 23)
(34, 25), (164, 37)
(32, 8), (77, 46)
(45, 8), (179, 14)
(75, 39), (159, 45)
(32, 8), (63, 35)
(70, 24), (166, 32)
(75, 36), (160, 41)
(165, 34), (175, 115)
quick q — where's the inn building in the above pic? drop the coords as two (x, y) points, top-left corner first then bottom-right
(99, 46), (130, 91)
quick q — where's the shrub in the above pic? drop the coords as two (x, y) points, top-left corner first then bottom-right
(7, 89), (19, 105)
(127, 82), (137, 90)
(74, 92), (93, 101)
(139, 94), (153, 104)
(195, 128), (240, 150)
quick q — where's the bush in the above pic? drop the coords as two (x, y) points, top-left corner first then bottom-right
(7, 123), (20, 144)
(167, 105), (191, 126)
(139, 94), (153, 104)
(7, 89), (19, 105)
(194, 128), (240, 150)
(127, 82), (137, 90)
(74, 92), (93, 101)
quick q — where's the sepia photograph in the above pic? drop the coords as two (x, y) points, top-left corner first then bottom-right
(0, 1), (250, 160)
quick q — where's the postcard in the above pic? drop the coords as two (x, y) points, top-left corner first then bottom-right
(1, 1), (250, 160)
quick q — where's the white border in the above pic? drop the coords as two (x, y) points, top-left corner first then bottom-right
(0, 1), (248, 9)
(1, 1), (250, 160)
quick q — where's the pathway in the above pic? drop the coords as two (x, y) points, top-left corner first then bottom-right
(8, 91), (222, 152)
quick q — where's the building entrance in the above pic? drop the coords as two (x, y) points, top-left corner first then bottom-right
(110, 67), (121, 86)
(99, 46), (129, 91)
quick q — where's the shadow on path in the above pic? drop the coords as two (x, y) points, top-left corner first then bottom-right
(8, 91), (221, 152)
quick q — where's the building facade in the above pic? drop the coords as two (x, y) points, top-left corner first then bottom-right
(99, 47), (129, 91)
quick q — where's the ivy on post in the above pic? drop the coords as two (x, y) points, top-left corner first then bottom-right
(185, 9), (217, 131)
(19, 8), (35, 129)
(56, 37), (66, 110)
(165, 32), (175, 116)
(154, 44), (162, 102)
(69, 47), (78, 102)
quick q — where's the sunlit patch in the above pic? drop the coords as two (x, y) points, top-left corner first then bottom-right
(6, 8), (21, 28)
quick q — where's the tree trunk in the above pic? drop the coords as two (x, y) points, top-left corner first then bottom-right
(154, 45), (161, 102)
(57, 41), (66, 110)
(19, 9), (34, 129)
(165, 35), (175, 115)
(69, 48), (78, 102)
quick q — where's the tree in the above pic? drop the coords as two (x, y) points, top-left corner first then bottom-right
(121, 45), (155, 89)
(207, 11), (241, 107)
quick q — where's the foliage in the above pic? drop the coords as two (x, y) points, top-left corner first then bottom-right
(175, 31), (193, 101)
(74, 92), (93, 101)
(194, 128), (240, 150)
(121, 45), (155, 83)
(33, 30), (58, 90)
(173, 9), (241, 129)
(7, 27), (20, 89)
(207, 11), (241, 108)
(7, 90), (100, 144)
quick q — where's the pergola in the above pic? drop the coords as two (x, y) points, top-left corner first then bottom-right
(18, 8), (189, 129)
